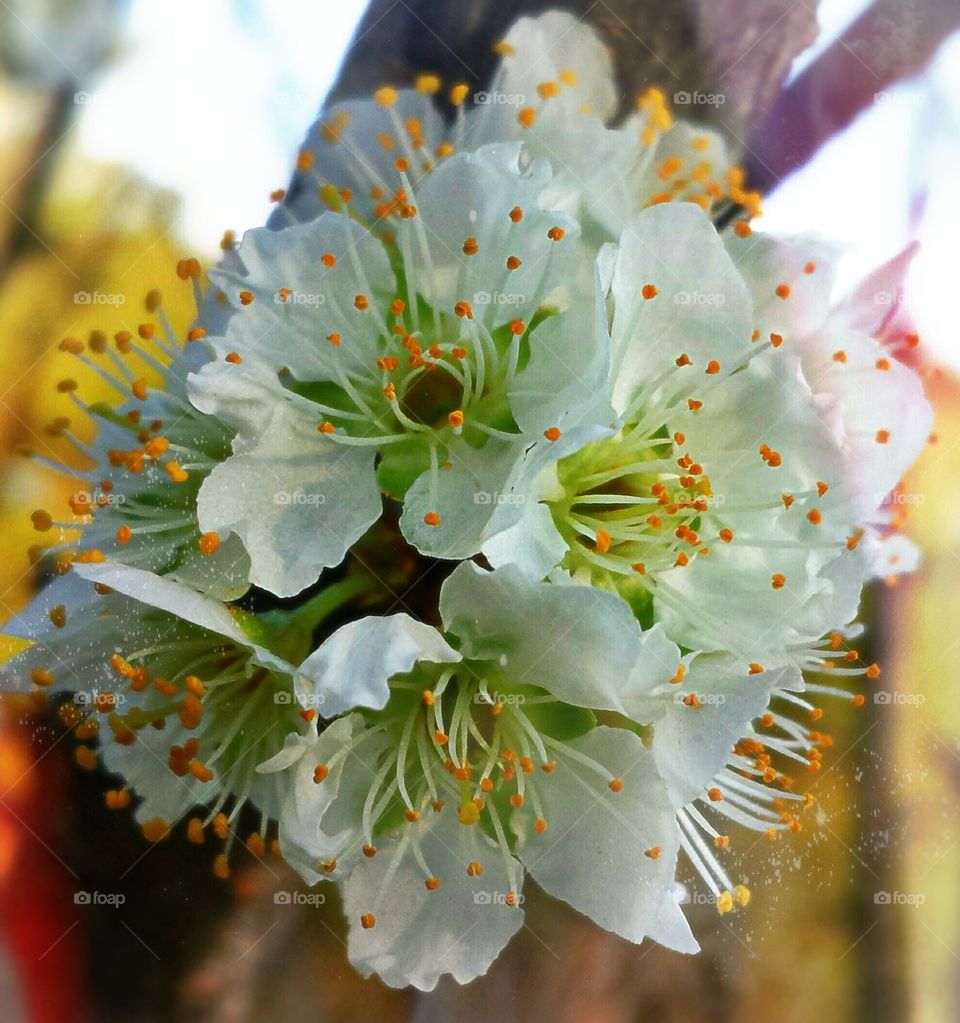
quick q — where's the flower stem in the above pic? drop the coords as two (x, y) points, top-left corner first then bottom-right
(287, 573), (381, 635)
(260, 572), (383, 664)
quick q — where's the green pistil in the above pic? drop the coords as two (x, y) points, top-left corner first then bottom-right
(548, 425), (712, 589)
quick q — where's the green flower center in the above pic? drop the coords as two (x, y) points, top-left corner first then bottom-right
(547, 425), (717, 602)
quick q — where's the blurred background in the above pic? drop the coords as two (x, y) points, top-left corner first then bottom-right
(0, 0), (958, 1019)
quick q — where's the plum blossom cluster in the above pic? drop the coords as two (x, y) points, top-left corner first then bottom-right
(1, 10), (932, 992)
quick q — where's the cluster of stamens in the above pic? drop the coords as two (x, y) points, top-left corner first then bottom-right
(44, 618), (306, 878)
(328, 668), (634, 929)
(27, 272), (233, 570)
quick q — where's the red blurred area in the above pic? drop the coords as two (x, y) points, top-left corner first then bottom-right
(0, 706), (89, 1023)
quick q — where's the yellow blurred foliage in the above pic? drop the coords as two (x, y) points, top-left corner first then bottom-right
(890, 368), (960, 1023)
(0, 143), (210, 626)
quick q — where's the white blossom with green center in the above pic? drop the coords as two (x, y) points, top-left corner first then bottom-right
(259, 561), (797, 990)
(189, 143), (611, 596)
(479, 201), (881, 668)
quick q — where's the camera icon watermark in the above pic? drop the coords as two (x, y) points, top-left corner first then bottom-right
(474, 91), (526, 107)
(874, 692), (925, 706)
(474, 291), (526, 307)
(679, 890), (719, 906)
(274, 691), (326, 708)
(74, 689), (126, 710)
(674, 291), (727, 306)
(272, 90), (312, 107)
(874, 890), (924, 906)
(275, 290), (326, 306)
(70, 489), (126, 511)
(673, 91), (726, 107)
(473, 691), (526, 707)
(473, 491), (526, 506)
(74, 291), (126, 307)
(274, 890), (326, 907)
(672, 692), (726, 708)
(473, 890), (524, 906)
(74, 890), (125, 907)
(274, 490), (326, 506)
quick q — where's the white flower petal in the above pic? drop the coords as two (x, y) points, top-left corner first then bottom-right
(482, 488), (567, 581)
(71, 561), (303, 682)
(725, 229), (840, 341)
(610, 204), (753, 412)
(73, 562), (247, 647)
(412, 143), (581, 330)
(163, 532), (251, 602)
(400, 436), (525, 561)
(864, 530), (921, 578)
(789, 329), (933, 520)
(652, 358), (859, 659)
(2, 573), (128, 693)
(196, 401), (381, 597)
(480, 422), (614, 580)
(641, 653), (798, 805)
(208, 213), (395, 381)
(343, 804), (524, 991)
(298, 614), (460, 718)
(514, 726), (697, 952)
(507, 283), (613, 436)
(830, 242), (918, 337)
(674, 357), (848, 528)
(492, 11), (618, 123)
(440, 562), (681, 714)
(187, 351), (290, 439)
(259, 715), (390, 885)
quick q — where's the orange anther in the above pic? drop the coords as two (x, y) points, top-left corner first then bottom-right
(198, 532), (220, 556)
(518, 108), (536, 129)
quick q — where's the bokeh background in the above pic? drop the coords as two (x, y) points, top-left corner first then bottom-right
(0, 0), (958, 1019)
